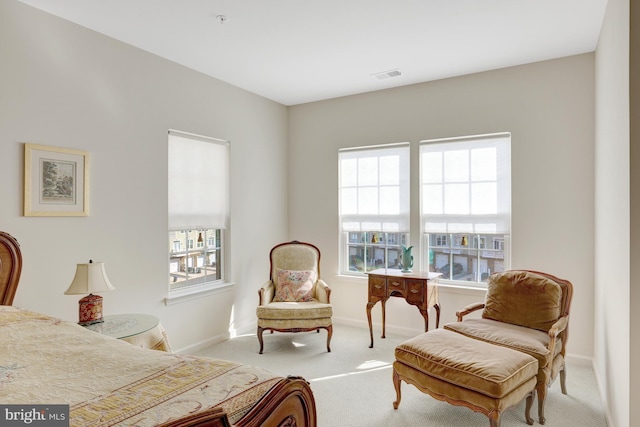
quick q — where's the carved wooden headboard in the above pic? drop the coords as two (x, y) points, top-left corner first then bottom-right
(0, 232), (22, 305)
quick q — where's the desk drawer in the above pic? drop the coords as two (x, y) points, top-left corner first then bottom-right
(406, 279), (426, 304)
(369, 276), (387, 297)
(387, 277), (406, 295)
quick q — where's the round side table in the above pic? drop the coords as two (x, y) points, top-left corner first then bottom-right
(84, 313), (171, 352)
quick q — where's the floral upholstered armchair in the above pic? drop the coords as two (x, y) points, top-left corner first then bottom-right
(444, 270), (573, 425)
(256, 241), (333, 354)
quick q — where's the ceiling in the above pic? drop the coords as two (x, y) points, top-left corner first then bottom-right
(18, 0), (608, 106)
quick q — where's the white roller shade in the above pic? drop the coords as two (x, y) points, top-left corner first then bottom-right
(420, 133), (511, 234)
(339, 143), (410, 232)
(168, 130), (229, 230)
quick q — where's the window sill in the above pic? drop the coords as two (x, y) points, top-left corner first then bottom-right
(165, 281), (234, 305)
(436, 281), (488, 295)
(336, 272), (368, 279)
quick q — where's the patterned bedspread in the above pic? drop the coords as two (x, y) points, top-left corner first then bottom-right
(0, 306), (282, 426)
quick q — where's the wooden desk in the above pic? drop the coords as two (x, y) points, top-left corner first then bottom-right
(366, 268), (441, 348)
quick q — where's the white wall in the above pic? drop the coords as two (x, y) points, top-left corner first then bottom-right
(631, 3), (640, 425)
(288, 54), (596, 360)
(0, 0), (289, 351)
(594, 0), (631, 426)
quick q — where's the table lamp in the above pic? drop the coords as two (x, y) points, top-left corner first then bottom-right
(64, 260), (115, 325)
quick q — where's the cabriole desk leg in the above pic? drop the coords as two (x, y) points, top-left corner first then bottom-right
(366, 301), (375, 348)
(419, 308), (430, 332)
(381, 298), (387, 339)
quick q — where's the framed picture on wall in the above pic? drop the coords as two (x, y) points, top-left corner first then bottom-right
(24, 143), (89, 216)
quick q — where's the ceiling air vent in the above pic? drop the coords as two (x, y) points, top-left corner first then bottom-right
(372, 69), (402, 80)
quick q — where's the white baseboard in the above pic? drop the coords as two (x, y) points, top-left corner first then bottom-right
(332, 316), (422, 338)
(173, 332), (229, 354)
(232, 321), (258, 337)
(565, 352), (593, 367)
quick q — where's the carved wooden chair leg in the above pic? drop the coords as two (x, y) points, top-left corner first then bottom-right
(392, 368), (402, 409)
(257, 327), (265, 354)
(560, 364), (568, 394)
(489, 414), (501, 427)
(536, 382), (547, 425)
(326, 325), (333, 352)
(525, 390), (535, 425)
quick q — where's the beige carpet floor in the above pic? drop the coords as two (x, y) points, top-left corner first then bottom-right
(193, 324), (609, 427)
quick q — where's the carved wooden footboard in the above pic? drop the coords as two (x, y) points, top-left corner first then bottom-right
(235, 376), (316, 427)
(157, 407), (232, 427)
(0, 231), (21, 306)
(159, 376), (316, 427)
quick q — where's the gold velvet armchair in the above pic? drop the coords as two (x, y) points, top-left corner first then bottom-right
(256, 241), (333, 354)
(444, 270), (573, 425)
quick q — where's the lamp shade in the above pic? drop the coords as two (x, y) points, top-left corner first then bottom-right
(64, 261), (115, 295)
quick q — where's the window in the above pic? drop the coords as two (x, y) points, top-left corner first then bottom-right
(338, 143), (410, 275)
(168, 130), (229, 293)
(420, 133), (511, 285)
(169, 229), (222, 288)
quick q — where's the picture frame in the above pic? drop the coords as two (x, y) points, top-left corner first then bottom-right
(24, 143), (89, 217)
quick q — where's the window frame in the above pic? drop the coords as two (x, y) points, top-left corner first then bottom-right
(166, 130), (231, 303)
(420, 133), (511, 288)
(338, 142), (411, 276)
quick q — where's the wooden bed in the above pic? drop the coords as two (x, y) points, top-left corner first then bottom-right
(0, 231), (317, 427)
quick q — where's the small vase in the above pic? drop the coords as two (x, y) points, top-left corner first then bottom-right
(401, 245), (414, 272)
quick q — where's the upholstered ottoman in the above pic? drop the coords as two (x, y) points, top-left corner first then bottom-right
(393, 329), (538, 427)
